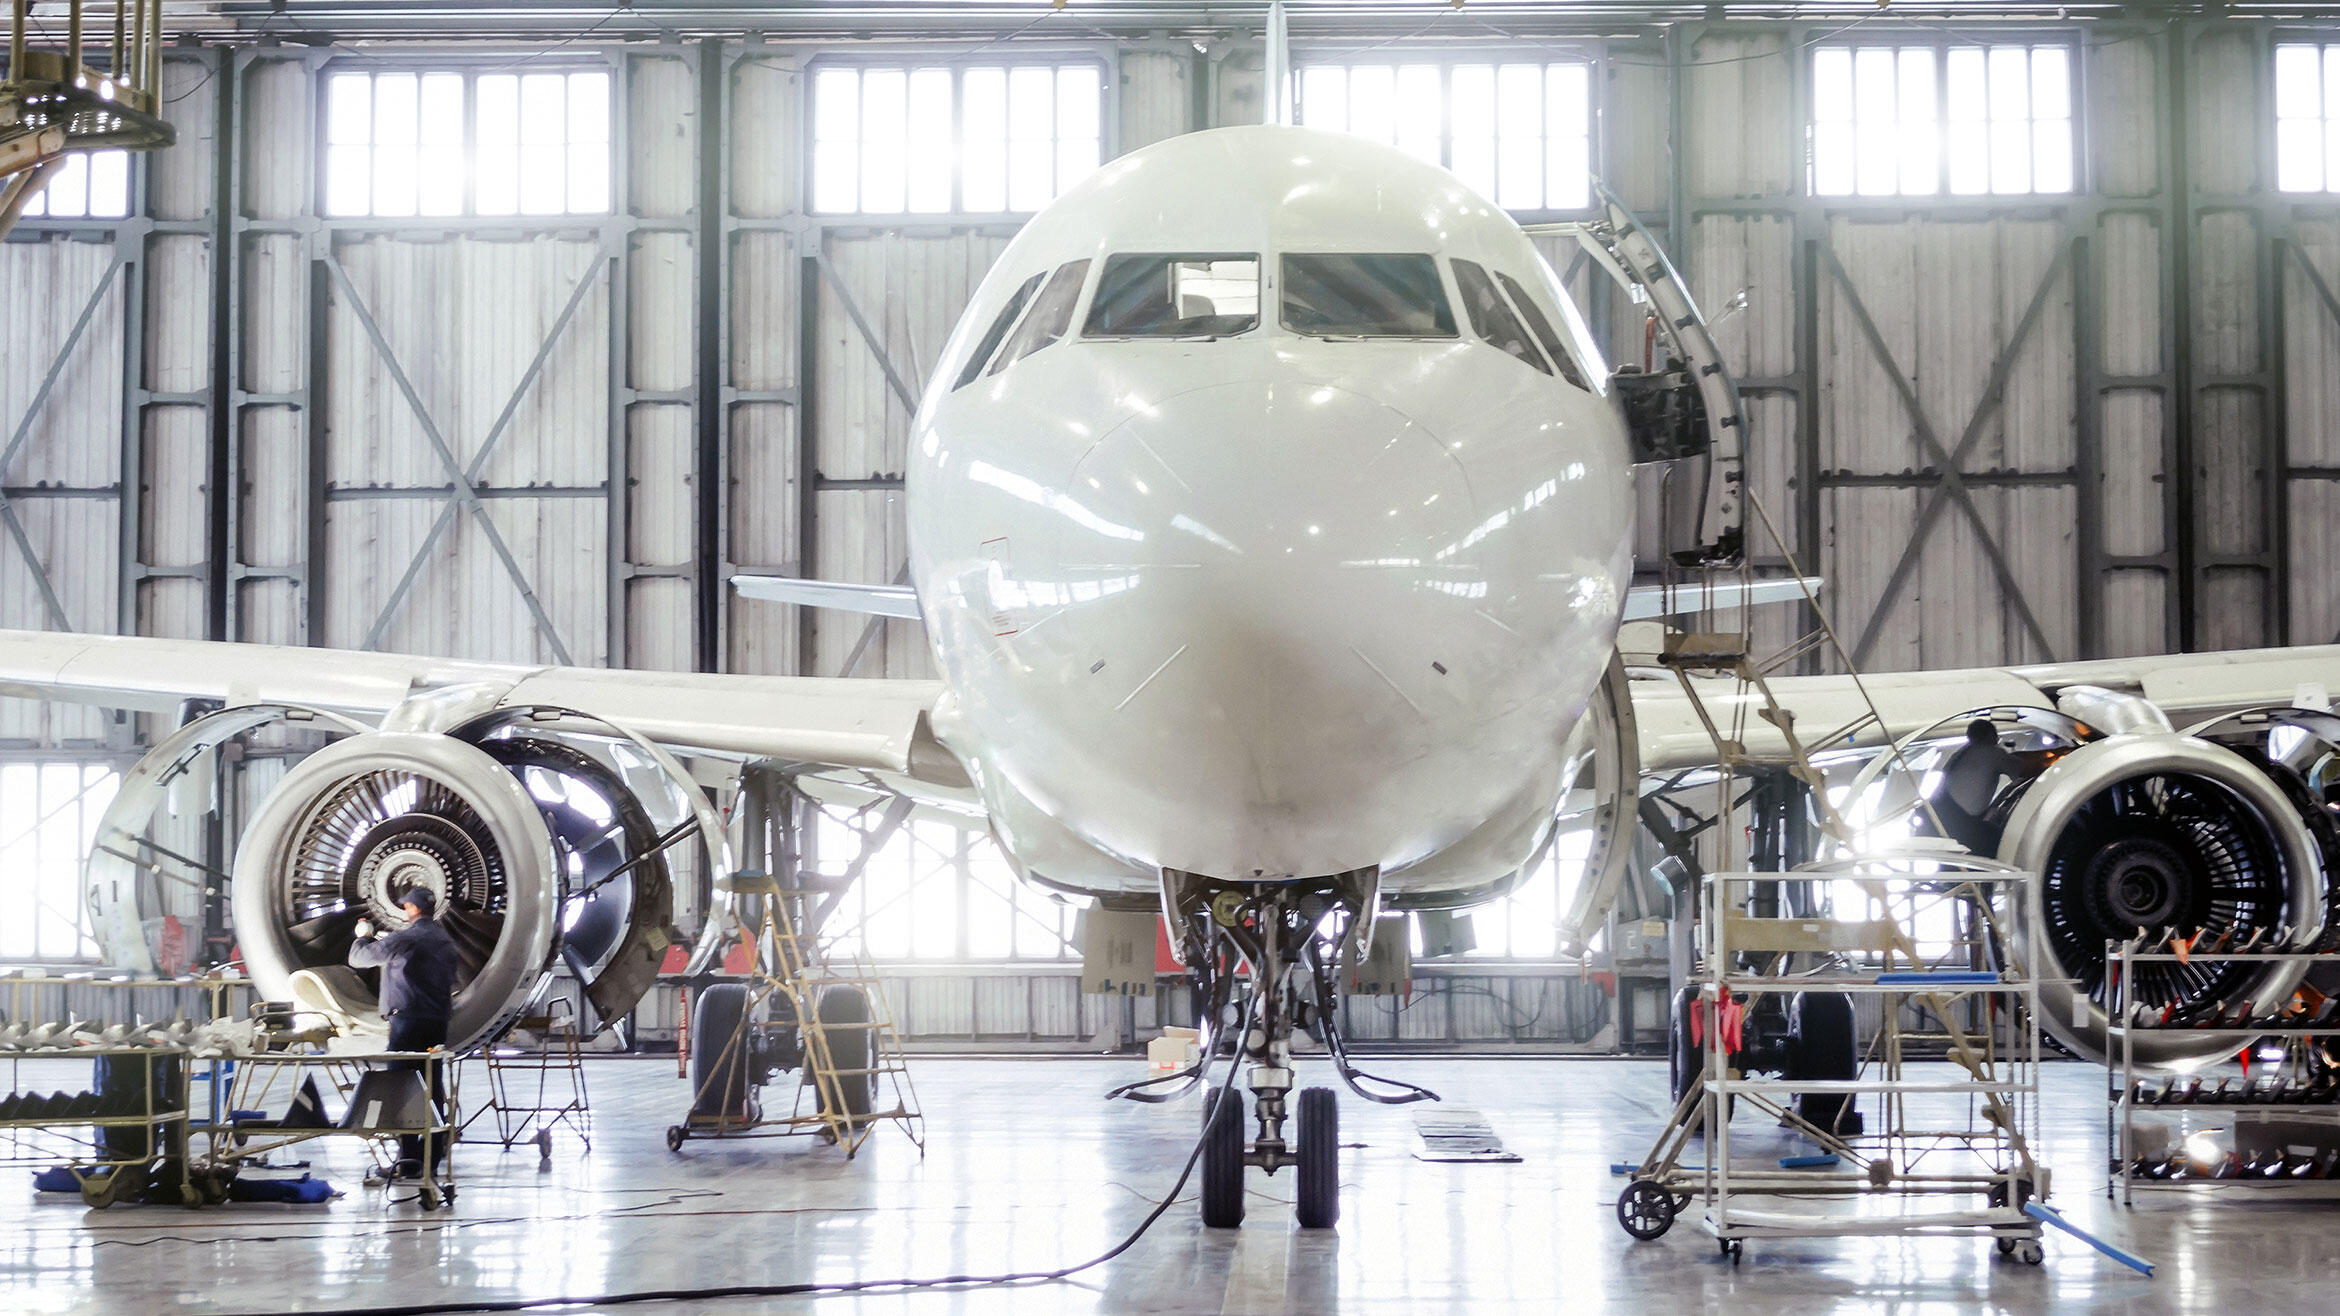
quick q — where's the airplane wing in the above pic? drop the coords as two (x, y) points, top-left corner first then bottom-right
(0, 627), (956, 780)
(1631, 643), (2340, 774)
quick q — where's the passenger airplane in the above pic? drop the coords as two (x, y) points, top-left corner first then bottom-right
(7, 123), (2340, 1231)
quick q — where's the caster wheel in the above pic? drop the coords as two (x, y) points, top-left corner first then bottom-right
(417, 1182), (443, 1211)
(443, 1185), (458, 1205)
(181, 1183), (205, 1209)
(1617, 1178), (1678, 1240)
(79, 1171), (123, 1210)
(535, 1129), (553, 1164)
(2017, 1240), (2044, 1266)
(1720, 1239), (1743, 1264)
(665, 1126), (687, 1152)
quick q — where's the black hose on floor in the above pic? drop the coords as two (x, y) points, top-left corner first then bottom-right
(213, 990), (1263, 1316)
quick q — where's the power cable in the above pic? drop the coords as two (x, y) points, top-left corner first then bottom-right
(204, 987), (1264, 1316)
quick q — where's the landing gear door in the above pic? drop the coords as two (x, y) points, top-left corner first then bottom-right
(1526, 181), (1748, 566)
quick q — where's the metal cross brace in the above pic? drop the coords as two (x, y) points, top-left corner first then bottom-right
(325, 249), (609, 664)
(0, 255), (124, 631)
(1824, 238), (2072, 667)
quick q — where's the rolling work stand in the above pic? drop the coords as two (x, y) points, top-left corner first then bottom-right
(198, 1049), (460, 1209)
(1619, 860), (2047, 1262)
(466, 997), (591, 1164)
(668, 867), (923, 1157)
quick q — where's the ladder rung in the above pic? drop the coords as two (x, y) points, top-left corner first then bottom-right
(817, 1066), (903, 1077)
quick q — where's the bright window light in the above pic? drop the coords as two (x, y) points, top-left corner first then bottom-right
(19, 150), (130, 219)
(1812, 43), (2074, 198)
(812, 810), (1079, 963)
(1298, 59), (1593, 212)
(323, 67), (611, 218)
(2276, 43), (2340, 193)
(811, 62), (1105, 216)
(0, 762), (117, 962)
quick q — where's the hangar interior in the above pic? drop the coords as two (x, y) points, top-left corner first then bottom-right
(3, 1), (2340, 1312)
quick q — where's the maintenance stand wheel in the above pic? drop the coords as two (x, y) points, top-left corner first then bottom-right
(1617, 1178), (1679, 1240)
(1200, 1086), (1245, 1229)
(665, 1125), (687, 1152)
(79, 1169), (125, 1209)
(2016, 1239), (2044, 1265)
(1720, 1238), (1743, 1264)
(1989, 1176), (2037, 1255)
(535, 1128), (553, 1165)
(1294, 1086), (1339, 1229)
(417, 1181), (443, 1211)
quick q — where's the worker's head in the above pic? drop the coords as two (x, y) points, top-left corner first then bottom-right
(1966, 719), (1998, 747)
(401, 887), (438, 922)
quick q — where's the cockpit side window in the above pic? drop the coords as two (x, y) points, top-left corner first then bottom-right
(1281, 254), (1458, 338)
(1450, 258), (1552, 376)
(989, 259), (1091, 375)
(952, 272), (1045, 390)
(1495, 271), (1590, 391)
(1083, 254), (1261, 338)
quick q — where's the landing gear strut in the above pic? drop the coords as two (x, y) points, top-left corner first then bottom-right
(1115, 872), (1436, 1230)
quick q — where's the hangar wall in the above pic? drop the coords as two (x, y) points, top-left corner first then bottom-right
(1, 15), (2336, 1040)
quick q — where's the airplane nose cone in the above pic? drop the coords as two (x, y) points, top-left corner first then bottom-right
(1066, 379), (1474, 577)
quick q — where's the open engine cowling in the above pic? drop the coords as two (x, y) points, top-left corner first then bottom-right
(1998, 731), (2327, 1069)
(231, 732), (564, 1052)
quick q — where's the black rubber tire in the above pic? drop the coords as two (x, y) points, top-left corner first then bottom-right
(805, 986), (876, 1118)
(1294, 1087), (1339, 1229)
(1617, 1177), (1677, 1240)
(689, 983), (754, 1119)
(1786, 991), (1859, 1136)
(1200, 1086), (1245, 1229)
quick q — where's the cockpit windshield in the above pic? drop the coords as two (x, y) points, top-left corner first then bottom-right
(1281, 254), (1457, 338)
(1084, 254), (1260, 338)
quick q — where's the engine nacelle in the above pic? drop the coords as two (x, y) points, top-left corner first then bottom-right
(1998, 731), (2326, 1069)
(231, 731), (563, 1052)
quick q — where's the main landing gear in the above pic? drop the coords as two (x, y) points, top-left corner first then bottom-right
(1108, 873), (1437, 1231)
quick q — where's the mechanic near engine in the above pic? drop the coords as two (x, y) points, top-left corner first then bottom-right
(349, 887), (458, 1178)
(1931, 719), (2018, 857)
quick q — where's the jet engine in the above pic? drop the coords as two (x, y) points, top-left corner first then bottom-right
(1996, 728), (2326, 1068)
(93, 699), (703, 1054)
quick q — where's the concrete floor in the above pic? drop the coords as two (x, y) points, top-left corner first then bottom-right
(0, 1054), (2321, 1314)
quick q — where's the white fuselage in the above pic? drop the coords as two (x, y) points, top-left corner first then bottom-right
(907, 126), (1634, 899)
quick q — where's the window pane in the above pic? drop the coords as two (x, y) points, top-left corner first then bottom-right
(1282, 254), (1456, 337)
(1988, 46), (2030, 121)
(567, 139), (610, 213)
(1495, 63), (1543, 210)
(1452, 258), (1549, 374)
(327, 72), (373, 145)
(859, 68), (908, 215)
(520, 73), (567, 147)
(2031, 48), (2072, 121)
(477, 75), (520, 147)
(1394, 65), (1441, 163)
(1990, 116), (2031, 194)
(374, 73), (418, 146)
(1814, 121), (1856, 195)
(996, 259), (1092, 366)
(2032, 120), (2074, 194)
(418, 73), (463, 145)
(1302, 65), (1347, 133)
(1947, 48), (1987, 122)
(905, 68), (954, 213)
(1350, 65), (1397, 145)
(1896, 49), (1938, 195)
(1451, 65), (1497, 199)
(1085, 254), (1256, 338)
(326, 143), (371, 215)
(568, 71), (610, 145)
(87, 150), (129, 217)
(373, 142), (418, 217)
(1813, 48), (1853, 123)
(2277, 117), (2325, 194)
(963, 67), (1009, 212)
(1948, 121), (1989, 194)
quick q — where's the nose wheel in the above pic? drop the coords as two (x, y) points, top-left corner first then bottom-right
(1199, 1083), (1341, 1231)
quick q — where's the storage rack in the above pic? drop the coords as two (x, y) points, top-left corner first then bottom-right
(0, 1046), (191, 1208)
(2105, 939), (2340, 1205)
(198, 1049), (461, 1210)
(1637, 861), (2046, 1261)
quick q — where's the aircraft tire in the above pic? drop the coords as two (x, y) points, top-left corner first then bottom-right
(1201, 1086), (1245, 1228)
(689, 983), (753, 1119)
(806, 986), (876, 1118)
(1786, 991), (1860, 1136)
(1294, 1086), (1339, 1229)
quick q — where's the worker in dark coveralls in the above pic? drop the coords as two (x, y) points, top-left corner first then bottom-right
(350, 888), (458, 1178)
(1930, 719), (2018, 857)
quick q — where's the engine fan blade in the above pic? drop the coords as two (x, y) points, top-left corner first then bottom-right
(438, 905), (508, 980)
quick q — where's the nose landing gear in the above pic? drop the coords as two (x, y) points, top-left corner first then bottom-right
(1124, 872), (1436, 1230)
